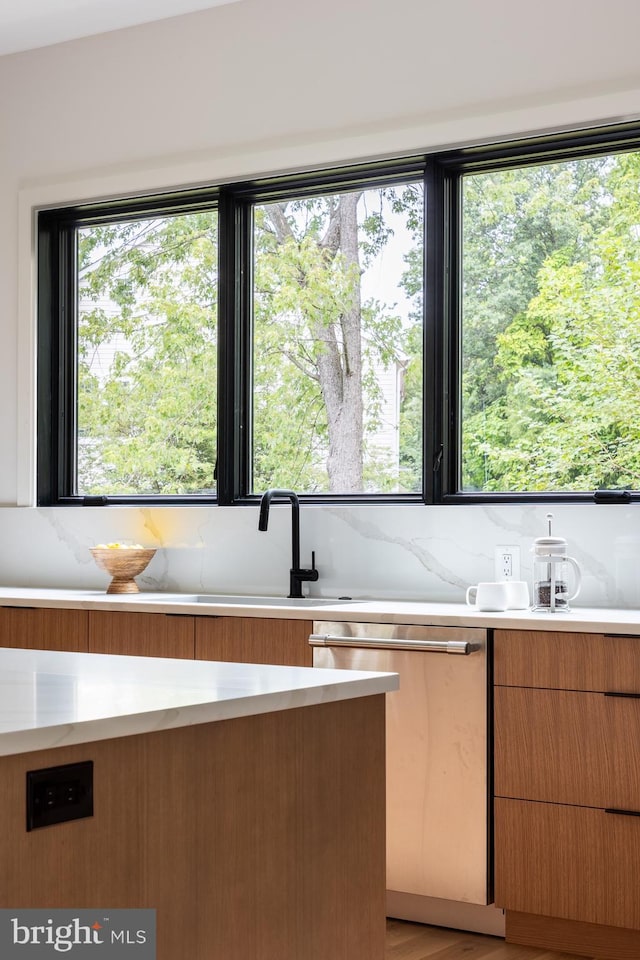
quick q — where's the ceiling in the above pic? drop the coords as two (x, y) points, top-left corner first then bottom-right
(0, 0), (243, 57)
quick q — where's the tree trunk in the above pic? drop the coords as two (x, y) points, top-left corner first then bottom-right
(317, 193), (363, 492)
(267, 194), (365, 493)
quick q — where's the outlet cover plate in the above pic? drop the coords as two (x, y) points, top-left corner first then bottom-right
(494, 545), (521, 581)
(26, 760), (93, 831)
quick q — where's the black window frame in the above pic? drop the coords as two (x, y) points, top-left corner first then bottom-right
(38, 159), (429, 507)
(38, 187), (226, 506)
(438, 121), (640, 506)
(36, 122), (640, 507)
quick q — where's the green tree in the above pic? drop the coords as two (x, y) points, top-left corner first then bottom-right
(253, 189), (419, 493)
(78, 214), (218, 495)
(463, 152), (640, 491)
(77, 186), (423, 496)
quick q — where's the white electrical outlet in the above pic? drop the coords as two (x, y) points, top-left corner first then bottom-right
(494, 545), (520, 581)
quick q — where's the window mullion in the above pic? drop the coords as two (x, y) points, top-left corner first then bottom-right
(36, 216), (58, 505)
(445, 168), (462, 500)
(217, 191), (251, 503)
(424, 159), (447, 504)
(62, 225), (78, 499)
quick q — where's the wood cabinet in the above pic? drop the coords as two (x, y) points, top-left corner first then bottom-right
(0, 606), (88, 652)
(495, 684), (640, 809)
(494, 628), (640, 692)
(195, 616), (313, 667)
(494, 628), (640, 959)
(495, 798), (640, 930)
(88, 610), (195, 659)
(0, 693), (386, 960)
(0, 605), (312, 667)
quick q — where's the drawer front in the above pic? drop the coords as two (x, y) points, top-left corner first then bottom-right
(495, 686), (640, 808)
(195, 617), (313, 667)
(0, 606), (88, 652)
(495, 798), (640, 929)
(88, 611), (195, 658)
(495, 630), (640, 692)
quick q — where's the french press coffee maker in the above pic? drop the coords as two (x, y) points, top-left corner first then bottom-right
(531, 513), (582, 612)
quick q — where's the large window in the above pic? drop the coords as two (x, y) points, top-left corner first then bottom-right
(36, 125), (640, 505)
(38, 192), (221, 504)
(76, 211), (218, 496)
(251, 183), (423, 495)
(460, 151), (640, 495)
(38, 165), (425, 505)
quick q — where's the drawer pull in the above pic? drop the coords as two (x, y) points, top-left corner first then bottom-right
(604, 691), (640, 699)
(605, 808), (640, 818)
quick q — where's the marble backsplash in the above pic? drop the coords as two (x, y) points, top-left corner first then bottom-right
(0, 502), (637, 609)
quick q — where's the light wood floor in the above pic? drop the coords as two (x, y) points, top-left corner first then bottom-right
(386, 919), (594, 960)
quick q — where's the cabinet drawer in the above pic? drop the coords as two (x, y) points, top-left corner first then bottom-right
(495, 629), (640, 692)
(195, 617), (312, 667)
(88, 611), (195, 658)
(495, 685), (640, 808)
(495, 798), (640, 929)
(0, 606), (88, 652)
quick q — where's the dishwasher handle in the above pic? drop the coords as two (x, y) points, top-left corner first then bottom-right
(308, 634), (477, 655)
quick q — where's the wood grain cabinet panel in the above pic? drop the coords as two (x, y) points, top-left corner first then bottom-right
(0, 606), (88, 652)
(88, 611), (195, 659)
(195, 617), (313, 667)
(495, 798), (640, 931)
(494, 629), (640, 692)
(0, 696), (385, 960)
(494, 628), (640, 952)
(495, 685), (640, 809)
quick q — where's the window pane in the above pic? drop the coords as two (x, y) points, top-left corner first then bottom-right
(76, 212), (218, 496)
(252, 184), (423, 495)
(461, 152), (640, 492)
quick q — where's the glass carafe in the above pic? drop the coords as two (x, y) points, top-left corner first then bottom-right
(531, 515), (582, 613)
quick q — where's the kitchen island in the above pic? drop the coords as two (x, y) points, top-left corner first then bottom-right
(0, 648), (397, 960)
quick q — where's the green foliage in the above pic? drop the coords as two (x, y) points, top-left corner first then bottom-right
(77, 212), (218, 495)
(462, 152), (640, 492)
(252, 187), (423, 493)
(396, 321), (422, 492)
(77, 185), (424, 496)
(76, 148), (640, 500)
(78, 153), (640, 502)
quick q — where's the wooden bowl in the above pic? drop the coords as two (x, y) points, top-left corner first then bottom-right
(90, 547), (157, 594)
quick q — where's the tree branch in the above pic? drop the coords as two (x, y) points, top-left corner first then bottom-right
(282, 348), (321, 383)
(319, 198), (342, 255)
(266, 204), (295, 244)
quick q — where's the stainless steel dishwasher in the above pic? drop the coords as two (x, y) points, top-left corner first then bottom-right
(310, 621), (504, 936)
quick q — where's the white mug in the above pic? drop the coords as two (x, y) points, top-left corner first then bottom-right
(505, 580), (530, 610)
(466, 581), (510, 612)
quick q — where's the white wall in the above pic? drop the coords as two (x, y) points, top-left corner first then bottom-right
(1, 0), (640, 605)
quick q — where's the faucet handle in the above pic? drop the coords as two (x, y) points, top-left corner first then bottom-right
(292, 552), (319, 587)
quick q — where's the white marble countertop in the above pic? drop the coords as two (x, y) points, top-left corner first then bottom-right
(0, 586), (638, 634)
(0, 647), (398, 757)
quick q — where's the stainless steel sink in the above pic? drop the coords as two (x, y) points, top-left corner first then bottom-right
(193, 595), (360, 606)
(123, 593), (362, 606)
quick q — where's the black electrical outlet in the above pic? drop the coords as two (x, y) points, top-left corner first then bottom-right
(26, 760), (93, 831)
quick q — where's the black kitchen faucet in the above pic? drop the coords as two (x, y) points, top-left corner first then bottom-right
(258, 489), (319, 599)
